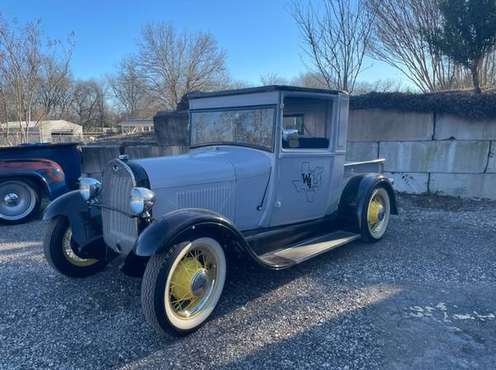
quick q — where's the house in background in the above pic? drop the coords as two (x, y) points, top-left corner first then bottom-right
(118, 118), (154, 134)
(0, 120), (83, 145)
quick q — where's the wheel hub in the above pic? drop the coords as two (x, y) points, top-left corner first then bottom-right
(3, 193), (19, 207)
(377, 206), (385, 222)
(170, 257), (205, 301)
(368, 199), (384, 225)
(190, 270), (209, 296)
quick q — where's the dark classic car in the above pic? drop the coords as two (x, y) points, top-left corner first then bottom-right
(0, 143), (81, 224)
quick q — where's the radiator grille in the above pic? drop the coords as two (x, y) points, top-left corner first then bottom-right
(101, 159), (138, 253)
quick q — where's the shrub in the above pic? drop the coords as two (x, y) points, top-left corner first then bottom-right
(350, 91), (496, 120)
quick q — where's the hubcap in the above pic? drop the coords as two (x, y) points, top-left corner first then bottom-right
(168, 246), (217, 318)
(0, 181), (36, 221)
(377, 206), (385, 222)
(4, 193), (19, 206)
(191, 270), (209, 296)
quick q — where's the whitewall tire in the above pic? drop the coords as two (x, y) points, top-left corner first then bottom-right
(141, 237), (227, 336)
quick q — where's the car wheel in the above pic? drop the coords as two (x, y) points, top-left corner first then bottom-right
(43, 216), (108, 278)
(0, 179), (41, 224)
(141, 237), (227, 336)
(361, 186), (391, 242)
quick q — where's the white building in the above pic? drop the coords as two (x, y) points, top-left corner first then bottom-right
(1, 120), (83, 144)
(118, 118), (154, 134)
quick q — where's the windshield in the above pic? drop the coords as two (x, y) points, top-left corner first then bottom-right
(190, 106), (275, 151)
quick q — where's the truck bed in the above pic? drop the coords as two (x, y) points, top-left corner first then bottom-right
(344, 158), (385, 177)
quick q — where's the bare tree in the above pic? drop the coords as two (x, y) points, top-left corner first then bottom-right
(366, 0), (470, 92)
(0, 81), (10, 144)
(0, 19), (41, 142)
(108, 56), (155, 117)
(260, 73), (289, 86)
(353, 79), (405, 94)
(481, 51), (496, 89)
(291, 71), (330, 88)
(292, 0), (374, 93)
(136, 23), (229, 110)
(38, 38), (74, 119)
(70, 80), (108, 130)
(0, 17), (73, 142)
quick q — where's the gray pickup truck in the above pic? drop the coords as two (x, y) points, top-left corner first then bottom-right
(43, 86), (397, 336)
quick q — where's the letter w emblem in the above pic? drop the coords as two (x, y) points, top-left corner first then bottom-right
(302, 173), (312, 189)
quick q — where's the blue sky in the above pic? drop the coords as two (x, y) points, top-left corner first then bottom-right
(1, 0), (403, 85)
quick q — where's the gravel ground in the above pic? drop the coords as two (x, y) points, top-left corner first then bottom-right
(1, 194), (495, 369)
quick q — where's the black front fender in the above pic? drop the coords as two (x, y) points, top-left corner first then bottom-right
(43, 190), (102, 247)
(339, 174), (398, 230)
(134, 208), (248, 257)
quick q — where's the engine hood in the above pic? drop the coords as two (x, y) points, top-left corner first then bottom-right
(134, 146), (272, 190)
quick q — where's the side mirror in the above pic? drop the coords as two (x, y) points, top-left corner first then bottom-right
(282, 128), (299, 141)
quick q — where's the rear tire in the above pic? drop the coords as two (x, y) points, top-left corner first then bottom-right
(43, 216), (108, 278)
(141, 237), (227, 336)
(361, 186), (391, 243)
(0, 179), (41, 224)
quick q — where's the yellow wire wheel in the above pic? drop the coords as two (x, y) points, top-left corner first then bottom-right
(163, 237), (226, 332)
(44, 216), (108, 278)
(61, 228), (98, 267)
(366, 187), (391, 240)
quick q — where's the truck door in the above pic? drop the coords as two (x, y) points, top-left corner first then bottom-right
(270, 97), (337, 227)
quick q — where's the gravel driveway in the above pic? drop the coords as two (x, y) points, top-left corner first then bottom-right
(1, 195), (495, 369)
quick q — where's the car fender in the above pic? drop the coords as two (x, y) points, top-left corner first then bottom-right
(0, 158), (67, 200)
(134, 208), (249, 257)
(339, 174), (398, 231)
(43, 190), (102, 247)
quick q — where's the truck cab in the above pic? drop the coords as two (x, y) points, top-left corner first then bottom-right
(43, 86), (397, 336)
(138, 86), (354, 230)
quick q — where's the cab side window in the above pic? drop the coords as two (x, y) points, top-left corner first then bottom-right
(282, 98), (330, 149)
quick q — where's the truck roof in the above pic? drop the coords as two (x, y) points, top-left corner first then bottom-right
(187, 85), (346, 99)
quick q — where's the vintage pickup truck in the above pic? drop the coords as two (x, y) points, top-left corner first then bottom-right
(0, 143), (81, 224)
(43, 86), (397, 336)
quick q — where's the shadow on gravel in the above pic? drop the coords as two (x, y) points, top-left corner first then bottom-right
(1, 239), (370, 368)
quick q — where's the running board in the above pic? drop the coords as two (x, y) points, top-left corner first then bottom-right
(258, 231), (360, 268)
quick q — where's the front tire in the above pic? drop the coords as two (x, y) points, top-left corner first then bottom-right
(0, 179), (41, 224)
(361, 186), (391, 242)
(141, 237), (227, 336)
(43, 216), (108, 278)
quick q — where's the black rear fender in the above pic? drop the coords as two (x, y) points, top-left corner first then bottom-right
(339, 174), (398, 231)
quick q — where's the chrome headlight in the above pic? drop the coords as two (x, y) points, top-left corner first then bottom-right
(129, 187), (155, 216)
(79, 177), (101, 201)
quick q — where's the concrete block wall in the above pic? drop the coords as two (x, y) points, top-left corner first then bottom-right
(347, 109), (496, 199)
(80, 108), (494, 200)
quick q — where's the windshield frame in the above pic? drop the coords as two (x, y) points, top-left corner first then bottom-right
(189, 104), (278, 152)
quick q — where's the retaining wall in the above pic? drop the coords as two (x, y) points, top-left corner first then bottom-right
(81, 108), (495, 200)
(346, 109), (496, 199)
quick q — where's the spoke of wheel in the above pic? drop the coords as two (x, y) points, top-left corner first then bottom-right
(170, 281), (189, 290)
(171, 295), (194, 305)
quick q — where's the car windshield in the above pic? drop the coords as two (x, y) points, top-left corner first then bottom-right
(190, 106), (275, 151)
